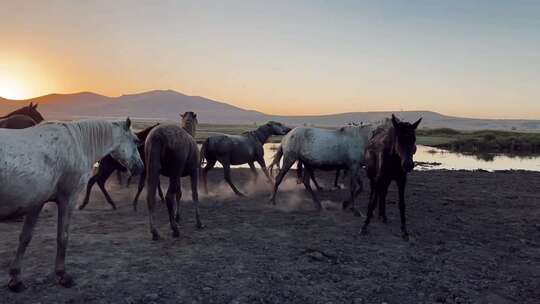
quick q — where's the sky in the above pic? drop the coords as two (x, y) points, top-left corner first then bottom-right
(0, 0), (539, 119)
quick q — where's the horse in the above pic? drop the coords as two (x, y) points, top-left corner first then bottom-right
(145, 121), (202, 241)
(78, 123), (161, 210)
(0, 118), (143, 292)
(200, 121), (291, 196)
(360, 114), (421, 241)
(132, 112), (198, 211)
(0, 102), (45, 129)
(269, 125), (372, 211)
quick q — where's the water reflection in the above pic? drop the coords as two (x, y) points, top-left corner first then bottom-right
(198, 144), (540, 172)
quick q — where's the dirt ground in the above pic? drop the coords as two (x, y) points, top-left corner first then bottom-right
(0, 169), (539, 304)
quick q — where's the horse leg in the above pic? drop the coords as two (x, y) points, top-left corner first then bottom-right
(248, 162), (258, 182)
(270, 155), (296, 205)
(310, 170), (324, 191)
(191, 170), (204, 229)
(158, 179), (166, 202)
(97, 179), (116, 210)
(255, 158), (273, 183)
(222, 159), (244, 196)
(334, 170), (341, 189)
(202, 159), (216, 194)
(116, 170), (123, 185)
(132, 172), (146, 211)
(79, 175), (98, 210)
(8, 206), (43, 292)
(302, 166), (322, 211)
(378, 185), (388, 223)
(146, 153), (161, 240)
(55, 196), (76, 288)
(397, 175), (409, 241)
(361, 181), (380, 235)
(165, 177), (180, 238)
(296, 161), (303, 184)
(175, 179), (182, 224)
(342, 172), (358, 213)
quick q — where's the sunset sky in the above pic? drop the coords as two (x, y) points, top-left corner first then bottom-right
(0, 1), (539, 119)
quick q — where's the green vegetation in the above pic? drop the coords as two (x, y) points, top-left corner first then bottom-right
(417, 128), (540, 155)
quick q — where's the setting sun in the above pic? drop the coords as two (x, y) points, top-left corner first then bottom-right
(0, 76), (27, 100)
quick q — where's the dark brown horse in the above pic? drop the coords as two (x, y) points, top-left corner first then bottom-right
(200, 121), (291, 196)
(360, 114), (421, 241)
(0, 103), (44, 129)
(78, 123), (161, 210)
(145, 118), (202, 240)
(132, 112), (198, 211)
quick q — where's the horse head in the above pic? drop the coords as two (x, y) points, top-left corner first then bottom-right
(181, 111), (198, 137)
(8, 103), (45, 123)
(111, 117), (144, 175)
(266, 121), (291, 135)
(391, 114), (422, 173)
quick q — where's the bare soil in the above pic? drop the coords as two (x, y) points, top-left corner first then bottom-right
(1, 169), (539, 304)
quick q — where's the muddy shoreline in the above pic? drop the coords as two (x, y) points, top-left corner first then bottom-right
(1, 169), (539, 303)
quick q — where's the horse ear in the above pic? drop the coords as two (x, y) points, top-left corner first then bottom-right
(412, 118), (422, 129)
(180, 113), (185, 118)
(391, 114), (400, 129)
(193, 113), (197, 118)
(33, 103), (38, 109)
(29, 102), (33, 108)
(125, 117), (131, 130)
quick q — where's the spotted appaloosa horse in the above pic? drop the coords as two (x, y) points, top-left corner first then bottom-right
(0, 118), (143, 291)
(270, 125), (372, 211)
(360, 114), (421, 241)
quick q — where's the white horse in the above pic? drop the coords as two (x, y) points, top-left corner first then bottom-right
(0, 118), (143, 292)
(269, 125), (372, 211)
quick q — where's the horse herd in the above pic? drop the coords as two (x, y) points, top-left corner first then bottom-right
(0, 103), (421, 292)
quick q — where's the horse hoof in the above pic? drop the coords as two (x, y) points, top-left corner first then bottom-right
(8, 279), (26, 292)
(379, 216), (388, 223)
(360, 228), (369, 236)
(58, 274), (74, 288)
(172, 230), (180, 238)
(402, 233), (410, 242)
(78, 205), (85, 211)
(196, 223), (206, 230)
(152, 233), (160, 241)
(342, 200), (350, 210)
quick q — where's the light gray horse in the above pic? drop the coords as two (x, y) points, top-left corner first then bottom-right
(200, 121), (291, 196)
(270, 125), (372, 211)
(0, 118), (143, 292)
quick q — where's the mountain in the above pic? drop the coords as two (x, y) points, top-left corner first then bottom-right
(0, 90), (538, 131)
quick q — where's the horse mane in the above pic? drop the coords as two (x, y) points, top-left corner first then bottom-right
(243, 123), (272, 144)
(46, 120), (115, 164)
(136, 123), (159, 140)
(338, 124), (373, 138)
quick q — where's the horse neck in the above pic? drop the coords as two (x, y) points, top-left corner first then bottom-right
(182, 119), (197, 137)
(66, 121), (115, 165)
(250, 125), (272, 144)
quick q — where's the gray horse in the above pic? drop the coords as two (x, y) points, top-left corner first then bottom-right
(145, 123), (202, 241)
(200, 121), (291, 196)
(270, 125), (372, 211)
(0, 118), (142, 291)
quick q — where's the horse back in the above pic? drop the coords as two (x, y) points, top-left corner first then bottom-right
(0, 114), (37, 129)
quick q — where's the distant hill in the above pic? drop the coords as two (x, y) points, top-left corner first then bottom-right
(1, 90), (538, 131)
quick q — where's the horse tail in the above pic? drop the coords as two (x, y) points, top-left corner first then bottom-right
(268, 145), (283, 177)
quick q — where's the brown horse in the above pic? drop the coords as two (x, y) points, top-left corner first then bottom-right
(145, 116), (202, 240)
(0, 103), (44, 129)
(133, 112), (198, 211)
(360, 114), (421, 241)
(78, 123), (161, 210)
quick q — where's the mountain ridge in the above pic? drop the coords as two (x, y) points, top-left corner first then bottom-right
(0, 90), (538, 131)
